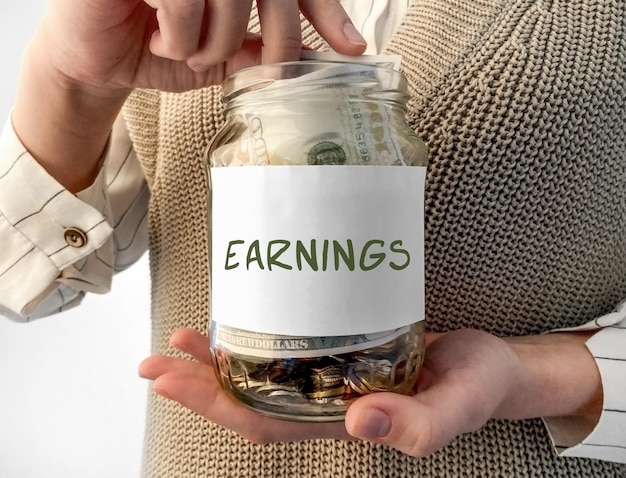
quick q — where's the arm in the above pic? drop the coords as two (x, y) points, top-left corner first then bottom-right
(1, 0), (366, 319)
(0, 115), (148, 320)
(12, 0), (365, 194)
(11, 41), (129, 193)
(547, 307), (626, 461)
(138, 310), (626, 462)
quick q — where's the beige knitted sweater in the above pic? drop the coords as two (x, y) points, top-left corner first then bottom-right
(123, 1), (626, 477)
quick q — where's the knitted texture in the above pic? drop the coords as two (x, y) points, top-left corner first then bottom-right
(123, 1), (626, 477)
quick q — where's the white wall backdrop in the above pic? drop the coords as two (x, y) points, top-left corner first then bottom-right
(0, 2), (151, 477)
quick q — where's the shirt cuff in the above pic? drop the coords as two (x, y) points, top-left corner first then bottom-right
(544, 300), (626, 463)
(0, 116), (113, 316)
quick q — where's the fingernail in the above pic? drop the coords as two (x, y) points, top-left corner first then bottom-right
(353, 408), (391, 439)
(343, 22), (367, 47)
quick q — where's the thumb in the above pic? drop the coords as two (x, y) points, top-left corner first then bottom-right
(345, 388), (476, 458)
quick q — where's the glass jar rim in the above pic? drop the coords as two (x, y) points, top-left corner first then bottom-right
(221, 60), (408, 104)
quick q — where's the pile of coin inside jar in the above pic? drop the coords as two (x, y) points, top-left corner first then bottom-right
(213, 323), (425, 418)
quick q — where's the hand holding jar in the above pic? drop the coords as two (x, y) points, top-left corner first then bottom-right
(139, 326), (601, 458)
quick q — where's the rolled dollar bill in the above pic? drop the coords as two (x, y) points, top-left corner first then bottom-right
(215, 324), (411, 359)
(212, 59), (426, 168)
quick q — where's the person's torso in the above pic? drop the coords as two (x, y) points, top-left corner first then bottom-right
(124, 1), (626, 476)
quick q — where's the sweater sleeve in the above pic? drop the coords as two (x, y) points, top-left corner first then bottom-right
(0, 115), (149, 321)
(543, 301), (626, 463)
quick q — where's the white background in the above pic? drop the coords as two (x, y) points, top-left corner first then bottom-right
(0, 2), (151, 477)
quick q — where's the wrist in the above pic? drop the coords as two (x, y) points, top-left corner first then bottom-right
(495, 332), (602, 421)
(12, 30), (131, 192)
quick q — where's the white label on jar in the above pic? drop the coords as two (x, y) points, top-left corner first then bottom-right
(210, 165), (426, 337)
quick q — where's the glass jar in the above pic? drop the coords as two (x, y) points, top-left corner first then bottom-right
(206, 61), (428, 421)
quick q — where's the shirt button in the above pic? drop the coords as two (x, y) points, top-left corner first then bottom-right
(64, 227), (88, 248)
